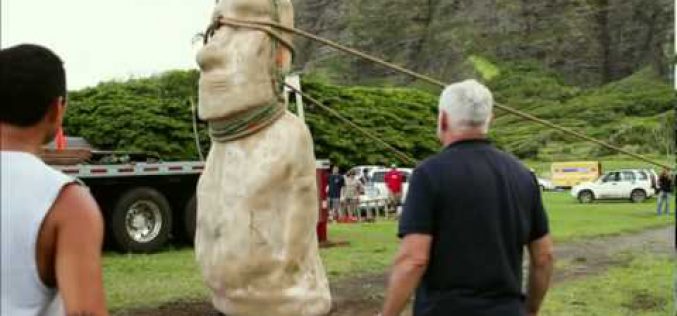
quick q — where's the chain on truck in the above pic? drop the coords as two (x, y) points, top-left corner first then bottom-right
(41, 76), (332, 253)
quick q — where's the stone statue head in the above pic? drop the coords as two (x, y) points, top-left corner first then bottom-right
(197, 0), (294, 121)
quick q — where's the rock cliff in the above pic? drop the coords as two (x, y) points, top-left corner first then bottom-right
(293, 0), (673, 86)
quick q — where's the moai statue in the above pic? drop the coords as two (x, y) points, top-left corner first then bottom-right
(194, 0), (332, 315)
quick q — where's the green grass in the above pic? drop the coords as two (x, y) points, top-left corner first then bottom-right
(542, 192), (673, 243)
(321, 221), (400, 278)
(103, 250), (207, 311)
(104, 221), (400, 311)
(542, 253), (675, 316)
(104, 192), (673, 311)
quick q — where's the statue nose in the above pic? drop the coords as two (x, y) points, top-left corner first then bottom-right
(197, 45), (229, 71)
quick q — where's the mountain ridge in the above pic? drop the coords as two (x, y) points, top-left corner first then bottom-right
(292, 0), (673, 87)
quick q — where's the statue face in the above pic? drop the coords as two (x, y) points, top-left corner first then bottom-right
(197, 0), (294, 121)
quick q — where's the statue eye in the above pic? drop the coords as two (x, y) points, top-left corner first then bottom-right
(231, 1), (269, 18)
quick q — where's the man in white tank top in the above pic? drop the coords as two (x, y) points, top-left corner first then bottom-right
(0, 44), (108, 316)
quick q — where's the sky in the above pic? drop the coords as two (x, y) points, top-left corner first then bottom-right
(1, 0), (215, 90)
(2, 1), (676, 90)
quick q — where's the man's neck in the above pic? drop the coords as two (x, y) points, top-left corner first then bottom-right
(441, 130), (487, 147)
(0, 124), (44, 154)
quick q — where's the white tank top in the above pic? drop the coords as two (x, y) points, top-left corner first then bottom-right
(1, 151), (75, 316)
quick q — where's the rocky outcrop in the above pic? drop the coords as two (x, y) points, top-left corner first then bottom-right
(292, 0), (673, 86)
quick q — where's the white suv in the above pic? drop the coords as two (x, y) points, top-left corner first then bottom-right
(571, 169), (657, 203)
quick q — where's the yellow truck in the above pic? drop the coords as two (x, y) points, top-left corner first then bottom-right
(551, 161), (602, 188)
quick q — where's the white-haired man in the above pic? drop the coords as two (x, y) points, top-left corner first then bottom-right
(381, 80), (554, 316)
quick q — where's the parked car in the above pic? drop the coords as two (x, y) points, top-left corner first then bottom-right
(358, 183), (387, 217)
(537, 178), (556, 191)
(571, 169), (657, 203)
(347, 165), (385, 183)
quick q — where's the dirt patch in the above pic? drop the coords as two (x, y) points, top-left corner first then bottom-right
(115, 274), (393, 316)
(622, 290), (668, 312)
(113, 302), (214, 316)
(552, 226), (673, 283)
(117, 226), (673, 316)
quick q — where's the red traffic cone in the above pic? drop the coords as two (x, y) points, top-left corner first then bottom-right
(55, 127), (67, 150)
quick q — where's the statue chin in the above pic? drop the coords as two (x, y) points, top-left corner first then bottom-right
(198, 74), (277, 121)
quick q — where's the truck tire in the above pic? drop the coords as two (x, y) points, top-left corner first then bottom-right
(183, 194), (197, 244)
(578, 190), (594, 203)
(630, 189), (647, 203)
(111, 187), (172, 253)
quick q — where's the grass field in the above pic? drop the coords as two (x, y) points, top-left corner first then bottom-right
(103, 192), (674, 311)
(542, 253), (675, 316)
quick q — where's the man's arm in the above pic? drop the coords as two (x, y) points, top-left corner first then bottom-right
(381, 234), (432, 316)
(526, 234), (554, 316)
(51, 185), (108, 316)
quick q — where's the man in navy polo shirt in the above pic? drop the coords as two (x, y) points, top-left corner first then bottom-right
(381, 80), (554, 316)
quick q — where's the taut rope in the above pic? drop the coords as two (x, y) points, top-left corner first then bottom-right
(284, 83), (418, 165)
(218, 17), (672, 170)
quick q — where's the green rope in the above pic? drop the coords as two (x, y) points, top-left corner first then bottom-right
(209, 102), (286, 142)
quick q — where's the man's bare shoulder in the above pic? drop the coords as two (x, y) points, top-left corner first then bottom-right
(50, 184), (102, 228)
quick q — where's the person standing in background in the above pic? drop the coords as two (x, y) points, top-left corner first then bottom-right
(327, 166), (345, 221)
(343, 170), (364, 221)
(361, 168), (371, 185)
(656, 168), (672, 216)
(385, 164), (404, 213)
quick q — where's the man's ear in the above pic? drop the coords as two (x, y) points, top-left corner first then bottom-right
(440, 111), (449, 132)
(47, 97), (67, 126)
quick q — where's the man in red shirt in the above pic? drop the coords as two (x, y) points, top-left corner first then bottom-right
(385, 164), (404, 213)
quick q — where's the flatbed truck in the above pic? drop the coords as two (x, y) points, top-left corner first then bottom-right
(46, 150), (330, 253)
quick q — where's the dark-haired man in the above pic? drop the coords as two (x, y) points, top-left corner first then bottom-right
(1, 44), (108, 315)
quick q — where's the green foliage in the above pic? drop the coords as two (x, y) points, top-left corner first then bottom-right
(468, 55), (500, 81)
(301, 79), (439, 168)
(64, 70), (208, 161)
(488, 63), (675, 161)
(63, 62), (673, 166)
(63, 70), (441, 166)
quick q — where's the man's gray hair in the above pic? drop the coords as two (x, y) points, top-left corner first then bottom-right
(438, 79), (494, 133)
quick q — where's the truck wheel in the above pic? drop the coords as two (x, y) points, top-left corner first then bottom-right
(578, 190), (594, 203)
(183, 195), (197, 244)
(630, 189), (647, 203)
(111, 187), (172, 253)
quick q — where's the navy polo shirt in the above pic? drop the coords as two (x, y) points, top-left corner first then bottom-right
(328, 174), (345, 199)
(399, 139), (549, 316)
